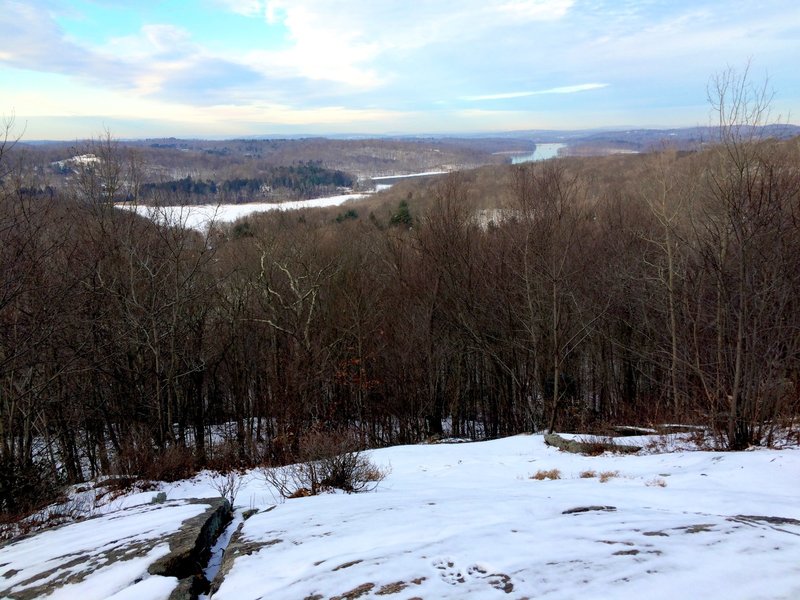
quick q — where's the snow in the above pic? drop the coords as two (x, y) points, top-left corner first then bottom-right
(371, 171), (450, 180)
(45, 549), (175, 600)
(118, 193), (367, 231)
(210, 436), (800, 599)
(3, 434), (799, 599)
(52, 154), (101, 169)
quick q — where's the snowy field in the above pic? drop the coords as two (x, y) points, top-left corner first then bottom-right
(2, 434), (799, 599)
(118, 193), (367, 231)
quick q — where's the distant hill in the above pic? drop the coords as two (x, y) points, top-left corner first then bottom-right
(13, 125), (799, 200)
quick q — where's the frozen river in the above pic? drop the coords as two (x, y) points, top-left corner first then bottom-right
(510, 142), (566, 163)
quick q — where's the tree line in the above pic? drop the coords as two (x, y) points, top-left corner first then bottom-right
(136, 162), (355, 204)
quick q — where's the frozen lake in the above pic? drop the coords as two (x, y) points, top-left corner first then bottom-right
(119, 193), (367, 231)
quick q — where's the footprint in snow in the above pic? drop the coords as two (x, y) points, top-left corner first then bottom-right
(432, 558), (514, 593)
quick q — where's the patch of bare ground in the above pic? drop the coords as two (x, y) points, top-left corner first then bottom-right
(376, 581), (408, 595)
(332, 559), (363, 571)
(330, 582), (375, 599)
(375, 576), (427, 595)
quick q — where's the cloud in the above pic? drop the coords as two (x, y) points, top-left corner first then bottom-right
(4, 0), (799, 137)
(0, 4), (268, 105)
(464, 83), (609, 101)
(240, 4), (384, 89)
(216, 0), (578, 88)
(0, 2), (110, 76)
(1, 0), (582, 107)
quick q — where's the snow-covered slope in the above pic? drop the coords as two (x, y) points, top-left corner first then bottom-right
(2, 434), (799, 599)
(211, 435), (800, 600)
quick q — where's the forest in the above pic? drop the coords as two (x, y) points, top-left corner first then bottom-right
(137, 162), (355, 204)
(1, 94), (799, 520)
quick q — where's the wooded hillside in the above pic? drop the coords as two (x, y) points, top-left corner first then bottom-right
(1, 122), (799, 519)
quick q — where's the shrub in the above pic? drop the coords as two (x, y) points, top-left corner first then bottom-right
(206, 439), (256, 472)
(579, 470), (597, 478)
(114, 429), (196, 483)
(0, 457), (64, 522)
(145, 446), (196, 482)
(210, 470), (247, 506)
(336, 208), (359, 223)
(261, 429), (388, 498)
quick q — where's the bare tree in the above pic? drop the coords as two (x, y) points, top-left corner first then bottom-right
(692, 64), (800, 448)
(511, 162), (600, 432)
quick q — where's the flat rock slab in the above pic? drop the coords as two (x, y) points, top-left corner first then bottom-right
(0, 497), (228, 600)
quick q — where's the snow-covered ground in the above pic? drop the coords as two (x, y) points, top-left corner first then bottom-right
(118, 193), (367, 231)
(2, 434), (799, 599)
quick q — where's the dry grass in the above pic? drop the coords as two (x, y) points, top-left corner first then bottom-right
(598, 470), (620, 483)
(287, 487), (313, 499)
(361, 464), (389, 482)
(530, 469), (561, 480)
(579, 470), (597, 478)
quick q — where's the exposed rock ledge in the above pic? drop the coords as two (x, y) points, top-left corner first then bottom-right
(544, 433), (641, 455)
(149, 498), (232, 600)
(0, 497), (231, 600)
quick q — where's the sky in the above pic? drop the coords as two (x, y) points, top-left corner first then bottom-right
(1, 0), (799, 140)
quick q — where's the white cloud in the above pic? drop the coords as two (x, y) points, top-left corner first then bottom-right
(242, 4), (383, 87)
(0, 5), (266, 104)
(220, 1), (578, 88)
(464, 83), (608, 101)
(102, 24), (194, 62)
